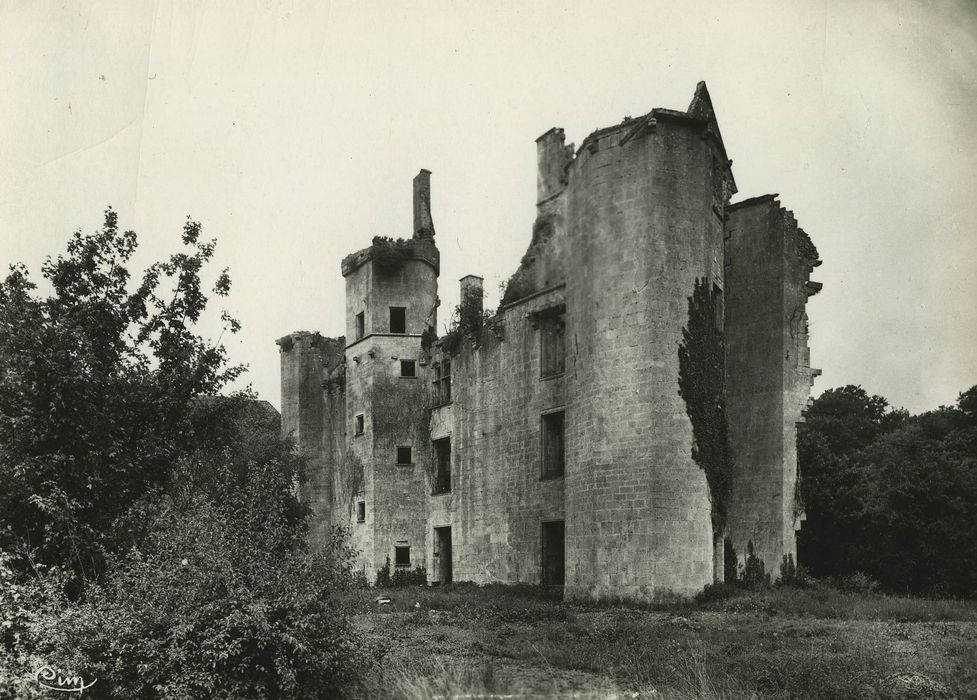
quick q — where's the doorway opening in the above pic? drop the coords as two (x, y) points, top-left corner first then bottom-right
(434, 526), (452, 584)
(541, 520), (565, 586)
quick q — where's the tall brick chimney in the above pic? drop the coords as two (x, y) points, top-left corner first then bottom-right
(413, 169), (435, 240)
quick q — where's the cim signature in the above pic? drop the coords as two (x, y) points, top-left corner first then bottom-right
(33, 665), (97, 693)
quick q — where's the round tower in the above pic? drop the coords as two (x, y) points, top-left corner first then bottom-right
(560, 85), (735, 599)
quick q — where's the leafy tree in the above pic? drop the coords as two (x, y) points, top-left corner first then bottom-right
(0, 209), (243, 577)
(798, 384), (977, 596)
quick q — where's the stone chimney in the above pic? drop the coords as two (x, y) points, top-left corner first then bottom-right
(535, 128), (573, 205)
(413, 169), (435, 240)
(459, 275), (484, 324)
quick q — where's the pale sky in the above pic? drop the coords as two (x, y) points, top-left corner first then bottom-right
(2, 0), (975, 414)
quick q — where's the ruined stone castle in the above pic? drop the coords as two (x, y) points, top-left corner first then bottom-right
(277, 83), (822, 600)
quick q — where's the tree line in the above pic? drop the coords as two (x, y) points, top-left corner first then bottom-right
(798, 383), (977, 597)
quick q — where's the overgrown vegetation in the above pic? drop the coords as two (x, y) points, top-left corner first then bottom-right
(798, 384), (977, 597)
(0, 211), (366, 698)
(677, 278), (733, 533)
(440, 284), (493, 356)
(369, 236), (413, 275)
(0, 209), (244, 578)
(347, 582), (976, 699)
(498, 213), (556, 308)
(375, 557), (427, 587)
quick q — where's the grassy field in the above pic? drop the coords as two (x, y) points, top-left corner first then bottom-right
(344, 583), (977, 699)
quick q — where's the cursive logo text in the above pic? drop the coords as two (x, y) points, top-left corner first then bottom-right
(33, 665), (97, 693)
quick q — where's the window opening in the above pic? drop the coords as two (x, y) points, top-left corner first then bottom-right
(541, 410), (565, 478)
(432, 437), (451, 494)
(389, 306), (407, 334)
(394, 544), (411, 568)
(433, 360), (452, 405)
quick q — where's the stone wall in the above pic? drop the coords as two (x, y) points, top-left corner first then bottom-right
(725, 196), (821, 577)
(561, 109), (729, 600)
(427, 286), (567, 584)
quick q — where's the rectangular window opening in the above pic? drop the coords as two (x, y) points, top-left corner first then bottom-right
(397, 446), (413, 465)
(432, 437), (451, 494)
(389, 306), (407, 334)
(355, 311), (365, 340)
(433, 360), (452, 406)
(540, 317), (566, 378)
(356, 500), (366, 523)
(394, 544), (411, 568)
(400, 359), (416, 377)
(354, 414), (364, 436)
(541, 410), (565, 478)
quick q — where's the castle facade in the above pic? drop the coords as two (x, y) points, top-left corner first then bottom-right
(278, 83), (822, 600)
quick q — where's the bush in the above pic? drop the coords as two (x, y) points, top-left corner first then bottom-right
(376, 557), (427, 587)
(778, 555), (819, 589)
(834, 571), (880, 594)
(740, 541), (770, 588)
(42, 502), (367, 699)
(694, 581), (741, 605)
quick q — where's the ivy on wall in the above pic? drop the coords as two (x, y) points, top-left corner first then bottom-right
(441, 285), (494, 356)
(678, 278), (734, 532)
(335, 449), (365, 517)
(370, 372), (431, 443)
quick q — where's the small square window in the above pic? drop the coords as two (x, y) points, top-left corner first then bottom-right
(355, 311), (365, 340)
(389, 307), (407, 334)
(400, 359), (416, 377)
(397, 446), (413, 465)
(356, 500), (366, 523)
(354, 414), (364, 436)
(394, 544), (411, 568)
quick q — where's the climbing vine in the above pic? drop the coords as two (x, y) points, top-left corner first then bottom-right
(370, 372), (430, 442)
(677, 278), (733, 532)
(440, 284), (494, 356)
(334, 449), (365, 516)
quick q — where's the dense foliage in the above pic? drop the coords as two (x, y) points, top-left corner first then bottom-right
(678, 278), (733, 532)
(798, 384), (977, 597)
(0, 209), (243, 576)
(0, 211), (367, 698)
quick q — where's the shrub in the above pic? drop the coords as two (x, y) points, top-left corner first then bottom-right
(370, 237), (413, 275)
(45, 503), (367, 699)
(376, 558), (427, 587)
(694, 581), (741, 605)
(834, 571), (880, 594)
(740, 541), (770, 588)
(391, 567), (427, 587)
